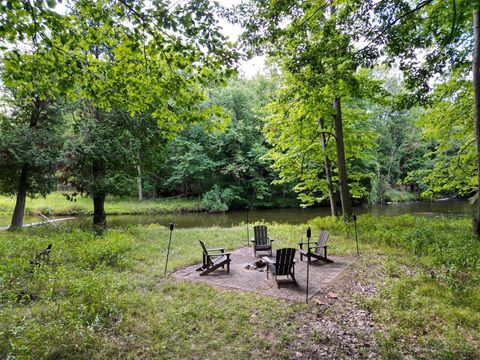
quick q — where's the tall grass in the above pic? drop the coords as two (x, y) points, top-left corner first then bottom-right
(0, 192), (203, 216)
(311, 215), (480, 358)
(0, 216), (478, 358)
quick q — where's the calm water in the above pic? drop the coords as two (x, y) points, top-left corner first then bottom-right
(0, 199), (475, 229)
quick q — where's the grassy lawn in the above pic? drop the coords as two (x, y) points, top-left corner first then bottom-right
(0, 216), (478, 358)
(0, 192), (203, 216)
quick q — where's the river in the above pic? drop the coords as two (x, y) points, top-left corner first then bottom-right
(0, 199), (475, 229)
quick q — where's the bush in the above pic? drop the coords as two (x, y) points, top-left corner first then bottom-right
(201, 185), (238, 212)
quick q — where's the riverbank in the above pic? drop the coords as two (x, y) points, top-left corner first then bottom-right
(0, 215), (478, 358)
(0, 192), (203, 216)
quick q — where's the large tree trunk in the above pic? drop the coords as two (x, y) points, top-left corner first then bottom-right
(92, 159), (107, 230)
(9, 164), (29, 230)
(92, 191), (106, 231)
(92, 107), (107, 231)
(9, 103), (42, 230)
(92, 157), (107, 232)
(333, 97), (353, 219)
(319, 118), (338, 217)
(474, 6), (480, 235)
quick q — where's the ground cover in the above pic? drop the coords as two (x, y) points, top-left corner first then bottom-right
(0, 192), (203, 216)
(0, 216), (478, 358)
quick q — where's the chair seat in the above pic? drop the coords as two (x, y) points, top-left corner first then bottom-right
(255, 245), (272, 250)
(212, 255), (229, 266)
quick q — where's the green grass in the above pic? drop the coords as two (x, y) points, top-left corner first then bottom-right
(0, 216), (479, 358)
(311, 215), (480, 359)
(0, 192), (203, 216)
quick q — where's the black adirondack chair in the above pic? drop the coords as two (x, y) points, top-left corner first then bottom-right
(30, 243), (52, 267)
(251, 225), (274, 257)
(264, 248), (297, 288)
(196, 240), (231, 276)
(299, 230), (333, 263)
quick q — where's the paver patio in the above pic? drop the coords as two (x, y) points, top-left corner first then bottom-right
(172, 247), (353, 301)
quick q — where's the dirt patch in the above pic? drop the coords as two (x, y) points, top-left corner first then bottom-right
(289, 256), (385, 359)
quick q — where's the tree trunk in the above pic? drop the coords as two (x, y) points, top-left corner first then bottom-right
(92, 159), (107, 231)
(474, 6), (480, 234)
(9, 102), (42, 230)
(137, 164), (144, 202)
(93, 191), (106, 231)
(92, 160), (107, 232)
(333, 97), (353, 219)
(319, 118), (338, 217)
(9, 164), (29, 230)
(91, 106), (107, 231)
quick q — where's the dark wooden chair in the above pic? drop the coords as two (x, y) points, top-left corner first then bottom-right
(30, 243), (52, 267)
(264, 248), (297, 288)
(196, 240), (231, 276)
(251, 225), (274, 257)
(299, 230), (333, 263)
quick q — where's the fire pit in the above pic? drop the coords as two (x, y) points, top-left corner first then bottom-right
(244, 259), (267, 271)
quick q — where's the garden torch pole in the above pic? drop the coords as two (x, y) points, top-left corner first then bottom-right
(164, 222), (175, 275)
(353, 214), (359, 258)
(246, 207), (250, 246)
(306, 226), (311, 303)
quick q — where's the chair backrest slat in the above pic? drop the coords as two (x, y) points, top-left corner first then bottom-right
(254, 225), (269, 245)
(316, 230), (329, 252)
(199, 240), (213, 266)
(275, 248), (296, 275)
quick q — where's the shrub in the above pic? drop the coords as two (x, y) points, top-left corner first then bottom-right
(201, 185), (238, 212)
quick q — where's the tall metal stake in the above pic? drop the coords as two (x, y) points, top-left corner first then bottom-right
(306, 226), (311, 303)
(164, 222), (175, 275)
(246, 207), (250, 246)
(353, 214), (359, 258)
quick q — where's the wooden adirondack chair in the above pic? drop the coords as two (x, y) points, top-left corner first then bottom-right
(196, 240), (231, 276)
(251, 225), (274, 257)
(299, 230), (333, 263)
(264, 248), (297, 288)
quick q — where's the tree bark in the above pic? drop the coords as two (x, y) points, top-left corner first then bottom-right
(333, 97), (353, 219)
(137, 164), (144, 202)
(9, 164), (29, 230)
(319, 118), (338, 217)
(473, 5), (480, 235)
(91, 106), (107, 231)
(92, 190), (106, 231)
(92, 158), (107, 230)
(9, 102), (42, 230)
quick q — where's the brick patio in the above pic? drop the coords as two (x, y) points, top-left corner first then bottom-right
(171, 247), (353, 302)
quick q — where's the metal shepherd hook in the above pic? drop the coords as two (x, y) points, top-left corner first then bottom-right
(246, 207), (250, 246)
(306, 226), (311, 303)
(164, 222), (175, 275)
(353, 214), (359, 258)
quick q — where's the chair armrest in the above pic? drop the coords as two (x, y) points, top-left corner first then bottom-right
(309, 245), (327, 250)
(207, 252), (231, 258)
(262, 256), (274, 264)
(207, 247), (225, 252)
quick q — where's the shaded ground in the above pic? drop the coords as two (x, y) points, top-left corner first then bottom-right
(290, 256), (383, 359)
